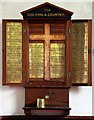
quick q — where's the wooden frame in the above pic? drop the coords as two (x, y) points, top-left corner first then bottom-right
(88, 20), (92, 86)
(66, 20), (72, 87)
(22, 19), (29, 85)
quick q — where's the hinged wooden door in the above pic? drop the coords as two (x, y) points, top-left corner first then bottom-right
(2, 20), (23, 85)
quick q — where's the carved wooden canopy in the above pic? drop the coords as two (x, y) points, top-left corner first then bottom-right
(21, 2), (73, 19)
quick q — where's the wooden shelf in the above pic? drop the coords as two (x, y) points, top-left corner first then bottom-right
(23, 106), (71, 116)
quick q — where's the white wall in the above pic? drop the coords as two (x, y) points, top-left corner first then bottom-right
(70, 86), (92, 116)
(0, 1), (93, 116)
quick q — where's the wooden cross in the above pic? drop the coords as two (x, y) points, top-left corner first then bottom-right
(29, 24), (65, 80)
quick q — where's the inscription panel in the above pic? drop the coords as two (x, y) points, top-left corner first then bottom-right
(72, 22), (88, 83)
(50, 41), (65, 79)
(21, 3), (73, 19)
(6, 22), (22, 83)
(29, 42), (44, 79)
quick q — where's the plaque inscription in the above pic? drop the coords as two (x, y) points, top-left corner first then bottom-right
(21, 3), (73, 19)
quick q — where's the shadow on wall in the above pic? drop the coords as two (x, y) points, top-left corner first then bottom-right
(69, 86), (80, 93)
(13, 86), (25, 115)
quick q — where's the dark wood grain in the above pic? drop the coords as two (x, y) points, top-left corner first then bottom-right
(25, 88), (69, 107)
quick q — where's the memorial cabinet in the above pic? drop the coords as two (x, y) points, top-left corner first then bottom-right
(3, 2), (73, 86)
(2, 2), (92, 116)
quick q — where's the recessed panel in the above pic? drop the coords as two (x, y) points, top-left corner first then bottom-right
(50, 24), (65, 35)
(29, 24), (44, 34)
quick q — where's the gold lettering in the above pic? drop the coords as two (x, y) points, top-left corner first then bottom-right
(27, 12), (65, 17)
(27, 13), (34, 16)
(48, 13), (65, 17)
(44, 8), (51, 12)
(35, 13), (43, 16)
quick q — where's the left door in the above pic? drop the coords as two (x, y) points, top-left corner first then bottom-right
(2, 20), (23, 85)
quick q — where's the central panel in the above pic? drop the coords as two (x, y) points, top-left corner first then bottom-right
(22, 2), (73, 116)
(29, 23), (66, 81)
